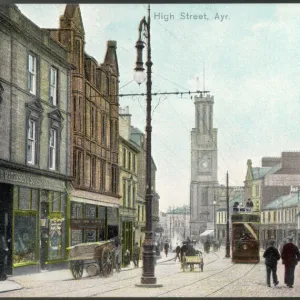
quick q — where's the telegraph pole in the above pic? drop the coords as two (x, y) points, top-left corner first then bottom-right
(225, 171), (231, 258)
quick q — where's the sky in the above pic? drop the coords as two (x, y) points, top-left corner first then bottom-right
(17, 3), (300, 212)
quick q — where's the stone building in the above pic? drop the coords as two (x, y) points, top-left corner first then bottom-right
(0, 4), (73, 275)
(190, 93), (218, 240)
(48, 4), (120, 246)
(118, 106), (139, 260)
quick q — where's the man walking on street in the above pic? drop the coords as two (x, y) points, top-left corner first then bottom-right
(175, 244), (181, 262)
(281, 236), (300, 288)
(132, 242), (140, 268)
(164, 240), (169, 257)
(263, 240), (280, 287)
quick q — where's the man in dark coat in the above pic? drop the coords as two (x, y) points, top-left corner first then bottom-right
(164, 241), (169, 257)
(263, 240), (280, 287)
(0, 234), (8, 281)
(281, 236), (300, 288)
(175, 244), (181, 262)
(180, 242), (188, 265)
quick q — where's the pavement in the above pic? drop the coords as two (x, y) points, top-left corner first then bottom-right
(0, 251), (171, 294)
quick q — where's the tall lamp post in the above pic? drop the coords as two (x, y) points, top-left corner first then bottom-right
(134, 5), (161, 287)
(225, 171), (230, 258)
(213, 200), (216, 239)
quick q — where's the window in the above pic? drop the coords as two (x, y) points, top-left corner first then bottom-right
(100, 160), (106, 192)
(123, 180), (126, 206)
(79, 97), (83, 131)
(27, 119), (36, 165)
(123, 148), (126, 168)
(77, 152), (82, 185)
(28, 54), (37, 95)
(91, 157), (96, 188)
(50, 67), (58, 106)
(133, 184), (136, 207)
(128, 184), (131, 207)
(111, 165), (118, 194)
(256, 184), (259, 197)
(101, 115), (106, 145)
(49, 128), (57, 170)
(128, 152), (131, 171)
(138, 205), (140, 221)
(73, 96), (77, 130)
(91, 106), (95, 139)
(133, 154), (136, 172)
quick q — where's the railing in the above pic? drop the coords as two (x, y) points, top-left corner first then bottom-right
(233, 207), (252, 213)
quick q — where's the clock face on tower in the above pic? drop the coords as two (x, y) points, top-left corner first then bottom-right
(198, 154), (212, 173)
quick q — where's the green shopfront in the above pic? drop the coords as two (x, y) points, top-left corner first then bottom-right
(0, 167), (69, 275)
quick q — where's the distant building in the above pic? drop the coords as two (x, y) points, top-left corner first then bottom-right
(190, 93), (219, 240)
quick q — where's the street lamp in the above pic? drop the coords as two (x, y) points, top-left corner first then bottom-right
(134, 5), (161, 287)
(213, 200), (216, 239)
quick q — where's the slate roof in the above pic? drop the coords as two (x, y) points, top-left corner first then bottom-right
(252, 163), (282, 180)
(263, 193), (299, 210)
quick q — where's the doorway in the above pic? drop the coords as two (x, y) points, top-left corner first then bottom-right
(0, 183), (13, 275)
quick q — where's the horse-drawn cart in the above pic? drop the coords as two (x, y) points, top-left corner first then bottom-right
(182, 250), (204, 272)
(67, 240), (121, 280)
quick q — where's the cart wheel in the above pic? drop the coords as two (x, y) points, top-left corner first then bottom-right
(70, 260), (84, 280)
(101, 246), (113, 277)
(115, 254), (121, 273)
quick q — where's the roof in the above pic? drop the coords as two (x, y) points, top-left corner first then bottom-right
(263, 193), (299, 210)
(131, 126), (144, 135)
(252, 163), (282, 180)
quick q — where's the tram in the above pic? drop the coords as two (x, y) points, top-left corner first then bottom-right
(231, 212), (260, 263)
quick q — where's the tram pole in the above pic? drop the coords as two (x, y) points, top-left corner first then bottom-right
(225, 171), (231, 258)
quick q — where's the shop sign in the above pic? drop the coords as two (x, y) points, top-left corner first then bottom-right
(71, 219), (103, 229)
(0, 167), (65, 191)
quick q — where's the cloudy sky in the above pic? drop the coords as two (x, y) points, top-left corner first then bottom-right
(17, 3), (300, 212)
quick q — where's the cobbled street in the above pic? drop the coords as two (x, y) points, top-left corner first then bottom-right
(1, 248), (300, 297)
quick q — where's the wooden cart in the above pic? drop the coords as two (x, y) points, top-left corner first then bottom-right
(182, 250), (204, 272)
(67, 240), (121, 280)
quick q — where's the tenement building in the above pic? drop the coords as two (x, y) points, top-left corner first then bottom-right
(48, 4), (120, 246)
(190, 93), (219, 240)
(0, 5), (73, 275)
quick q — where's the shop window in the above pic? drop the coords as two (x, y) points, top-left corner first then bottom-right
(31, 189), (38, 211)
(19, 187), (31, 210)
(52, 192), (60, 212)
(48, 218), (63, 260)
(85, 229), (96, 243)
(85, 204), (96, 219)
(71, 202), (83, 219)
(13, 214), (37, 265)
(71, 229), (82, 246)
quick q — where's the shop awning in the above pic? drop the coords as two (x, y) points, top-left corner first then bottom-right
(200, 229), (214, 237)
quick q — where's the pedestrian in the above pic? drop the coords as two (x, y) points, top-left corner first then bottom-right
(204, 239), (210, 254)
(164, 240), (169, 257)
(132, 242), (140, 268)
(180, 242), (188, 268)
(124, 249), (130, 267)
(263, 240), (280, 287)
(175, 244), (181, 262)
(281, 236), (300, 288)
(0, 233), (8, 281)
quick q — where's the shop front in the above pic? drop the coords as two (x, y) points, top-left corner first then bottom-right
(0, 167), (69, 275)
(70, 195), (119, 247)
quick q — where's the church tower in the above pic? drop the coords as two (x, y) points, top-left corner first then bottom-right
(190, 93), (218, 239)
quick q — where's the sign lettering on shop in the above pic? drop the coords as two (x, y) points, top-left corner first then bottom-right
(0, 168), (64, 191)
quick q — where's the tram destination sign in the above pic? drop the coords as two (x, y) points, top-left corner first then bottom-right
(231, 214), (260, 223)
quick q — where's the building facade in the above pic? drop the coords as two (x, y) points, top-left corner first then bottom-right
(48, 4), (120, 246)
(190, 93), (218, 239)
(0, 4), (72, 275)
(119, 107), (139, 261)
